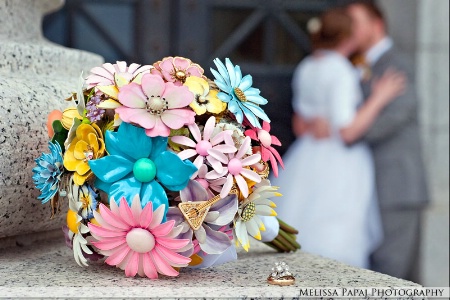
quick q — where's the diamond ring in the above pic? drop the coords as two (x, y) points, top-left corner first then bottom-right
(267, 261), (295, 286)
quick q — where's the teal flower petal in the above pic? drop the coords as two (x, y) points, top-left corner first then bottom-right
(211, 57), (270, 128)
(243, 102), (271, 122)
(140, 181), (169, 219)
(149, 136), (169, 161)
(89, 155), (134, 183)
(109, 175), (143, 207)
(155, 151), (197, 190)
(104, 130), (133, 161)
(217, 92), (231, 103)
(229, 101), (243, 123)
(113, 122), (153, 161)
(213, 58), (231, 86)
(238, 75), (252, 91)
(94, 178), (112, 194)
(33, 142), (63, 204)
(162, 180), (191, 192)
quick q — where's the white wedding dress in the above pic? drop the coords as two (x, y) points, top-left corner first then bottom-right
(271, 51), (383, 268)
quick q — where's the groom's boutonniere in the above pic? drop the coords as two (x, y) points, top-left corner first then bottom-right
(351, 54), (372, 82)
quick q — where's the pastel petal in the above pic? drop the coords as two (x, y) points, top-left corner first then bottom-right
(98, 99), (122, 110)
(88, 223), (127, 239)
(235, 174), (249, 198)
(151, 220), (175, 237)
(238, 74), (252, 91)
(199, 224), (232, 254)
(243, 102), (270, 122)
(142, 252), (159, 279)
(236, 136), (251, 159)
(141, 73), (165, 97)
(98, 203), (130, 230)
(188, 123), (202, 143)
(125, 110), (157, 130)
(181, 180), (208, 203)
(161, 109), (195, 129)
(150, 249), (179, 276)
(155, 236), (189, 250)
(210, 194), (238, 226)
(220, 174), (234, 199)
(203, 116), (216, 141)
(104, 243), (130, 266)
(177, 149), (198, 160)
(163, 83), (194, 109)
(155, 245), (191, 266)
(124, 251), (139, 277)
(241, 153), (261, 166)
(207, 149), (228, 164)
(119, 197), (137, 227)
(171, 136), (197, 148)
(206, 156), (224, 174)
(145, 118), (171, 137)
(246, 218), (261, 240)
(139, 201), (154, 228)
(149, 204), (165, 229)
(130, 195), (143, 223)
(213, 144), (237, 154)
(240, 168), (262, 183)
(117, 83), (146, 108)
(255, 205), (277, 216)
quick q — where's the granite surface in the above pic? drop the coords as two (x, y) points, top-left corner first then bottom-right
(0, 0), (103, 238)
(0, 237), (420, 299)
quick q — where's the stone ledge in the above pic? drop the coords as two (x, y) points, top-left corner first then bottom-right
(0, 237), (420, 298)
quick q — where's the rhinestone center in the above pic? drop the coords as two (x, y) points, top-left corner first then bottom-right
(83, 145), (94, 162)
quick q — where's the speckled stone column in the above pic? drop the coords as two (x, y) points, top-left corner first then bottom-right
(0, 0), (103, 238)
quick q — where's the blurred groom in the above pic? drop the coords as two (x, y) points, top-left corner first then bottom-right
(301, 1), (429, 282)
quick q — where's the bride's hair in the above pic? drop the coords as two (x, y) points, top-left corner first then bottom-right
(309, 8), (352, 51)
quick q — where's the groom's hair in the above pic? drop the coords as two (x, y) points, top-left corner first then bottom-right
(348, 1), (386, 24)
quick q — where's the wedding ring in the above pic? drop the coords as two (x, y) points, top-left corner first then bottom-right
(267, 262), (295, 286)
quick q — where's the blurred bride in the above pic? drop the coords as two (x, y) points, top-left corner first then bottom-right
(271, 8), (405, 268)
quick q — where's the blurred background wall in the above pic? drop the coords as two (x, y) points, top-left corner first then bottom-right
(43, 0), (449, 286)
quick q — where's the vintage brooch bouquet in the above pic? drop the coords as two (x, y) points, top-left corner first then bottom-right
(33, 57), (300, 279)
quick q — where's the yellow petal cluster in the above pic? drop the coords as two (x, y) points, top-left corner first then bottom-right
(184, 76), (226, 115)
(61, 107), (83, 130)
(63, 123), (105, 185)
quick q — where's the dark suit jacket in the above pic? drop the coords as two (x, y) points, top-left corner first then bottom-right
(361, 46), (429, 210)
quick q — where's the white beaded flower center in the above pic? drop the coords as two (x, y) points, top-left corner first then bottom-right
(147, 96), (168, 116)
